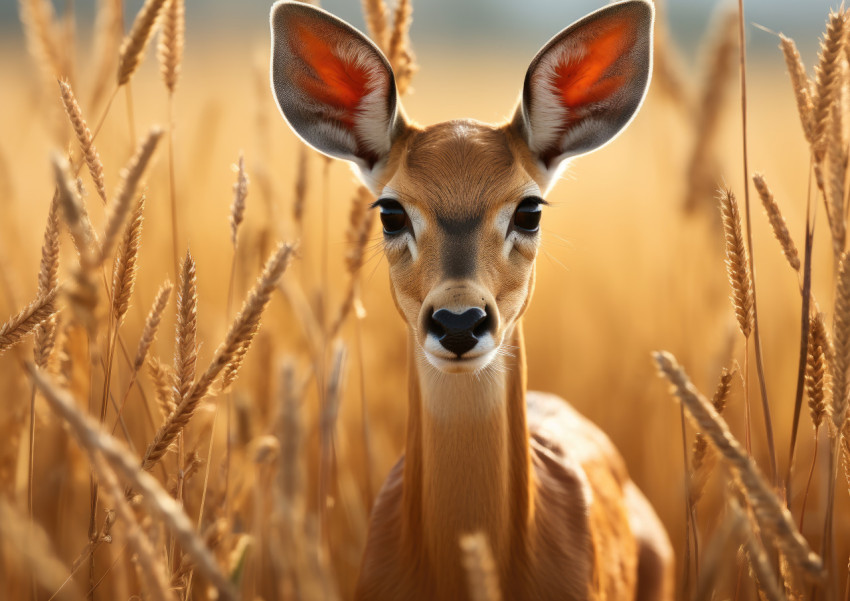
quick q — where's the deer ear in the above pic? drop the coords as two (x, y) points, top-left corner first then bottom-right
(511, 0), (653, 182)
(270, 0), (404, 180)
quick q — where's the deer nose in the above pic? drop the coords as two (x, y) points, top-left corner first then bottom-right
(427, 307), (491, 357)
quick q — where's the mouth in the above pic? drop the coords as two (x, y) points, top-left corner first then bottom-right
(422, 347), (499, 374)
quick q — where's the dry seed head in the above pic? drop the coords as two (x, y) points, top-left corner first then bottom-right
(827, 102), (847, 258)
(99, 127), (163, 266)
(52, 152), (99, 265)
(719, 189), (754, 338)
(691, 366), (735, 504)
(34, 191), (62, 368)
(173, 250), (198, 407)
(27, 366), (238, 601)
(148, 356), (176, 421)
(832, 252), (850, 433)
(134, 281), (173, 371)
(118, 0), (169, 86)
(779, 34), (815, 143)
(0, 288), (59, 356)
(654, 351), (826, 582)
(57, 79), (107, 204)
(807, 312), (830, 430)
(812, 10), (846, 158)
(388, 0), (416, 95)
(18, 0), (64, 81)
(143, 243), (294, 471)
(361, 0), (389, 51)
(752, 173), (800, 271)
(230, 153), (248, 248)
(112, 195), (145, 325)
(683, 10), (737, 213)
(157, 0), (184, 93)
(460, 532), (502, 601)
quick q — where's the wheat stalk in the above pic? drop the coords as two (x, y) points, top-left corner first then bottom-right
(684, 10), (737, 212)
(173, 250), (198, 408)
(0, 289), (59, 355)
(58, 79), (107, 204)
(27, 365), (238, 600)
(148, 356), (177, 422)
(826, 102), (847, 258)
(691, 366), (735, 505)
(18, 0), (63, 81)
(753, 173), (800, 271)
(654, 351), (825, 582)
(34, 191), (61, 368)
(134, 281), (173, 371)
(118, 0), (169, 86)
(460, 532), (502, 601)
(143, 242), (294, 470)
(388, 0), (416, 94)
(779, 34), (815, 144)
(812, 10), (846, 159)
(98, 127), (163, 266)
(361, 0), (389, 51)
(832, 253), (850, 433)
(111, 195), (145, 325)
(807, 312), (830, 430)
(229, 153), (248, 248)
(157, 0), (184, 93)
(52, 152), (99, 264)
(719, 189), (754, 338)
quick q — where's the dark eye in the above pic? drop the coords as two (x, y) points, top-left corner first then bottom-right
(513, 197), (543, 233)
(377, 199), (410, 235)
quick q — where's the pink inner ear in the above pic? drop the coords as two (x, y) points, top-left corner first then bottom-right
(553, 20), (633, 111)
(290, 20), (373, 131)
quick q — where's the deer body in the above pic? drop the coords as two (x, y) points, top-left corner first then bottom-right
(270, 2), (674, 599)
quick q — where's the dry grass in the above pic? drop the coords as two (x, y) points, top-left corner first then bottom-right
(2, 1), (850, 600)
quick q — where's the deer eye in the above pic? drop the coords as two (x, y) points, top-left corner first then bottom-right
(376, 199), (410, 235)
(513, 197), (543, 233)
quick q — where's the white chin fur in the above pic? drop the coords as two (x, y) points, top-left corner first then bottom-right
(422, 347), (499, 374)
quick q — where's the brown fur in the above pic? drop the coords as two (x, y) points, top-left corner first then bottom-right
(354, 120), (674, 600)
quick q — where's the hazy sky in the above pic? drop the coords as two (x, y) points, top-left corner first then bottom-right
(0, 0), (837, 60)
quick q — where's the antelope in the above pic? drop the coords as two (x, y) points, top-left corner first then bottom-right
(270, 1), (673, 599)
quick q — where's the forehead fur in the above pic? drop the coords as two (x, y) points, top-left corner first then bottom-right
(395, 120), (524, 220)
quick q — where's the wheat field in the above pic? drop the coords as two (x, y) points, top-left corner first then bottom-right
(1, 0), (849, 599)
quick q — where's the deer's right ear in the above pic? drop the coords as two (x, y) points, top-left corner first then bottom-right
(270, 0), (404, 180)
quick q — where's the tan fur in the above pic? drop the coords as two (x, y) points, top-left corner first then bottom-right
(354, 120), (674, 601)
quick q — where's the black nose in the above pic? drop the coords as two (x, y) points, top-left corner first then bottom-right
(427, 307), (491, 357)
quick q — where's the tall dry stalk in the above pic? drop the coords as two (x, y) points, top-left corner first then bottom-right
(654, 351), (825, 584)
(735, 0), (778, 485)
(143, 243), (294, 471)
(0, 289), (59, 355)
(460, 532), (502, 601)
(117, 0), (169, 86)
(58, 79), (107, 204)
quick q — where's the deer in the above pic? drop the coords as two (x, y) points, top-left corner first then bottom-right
(269, 1), (673, 599)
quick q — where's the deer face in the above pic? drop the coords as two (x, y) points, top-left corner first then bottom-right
(270, 0), (653, 374)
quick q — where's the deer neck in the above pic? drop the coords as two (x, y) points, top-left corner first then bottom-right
(401, 322), (535, 586)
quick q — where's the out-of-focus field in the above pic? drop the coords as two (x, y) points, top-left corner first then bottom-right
(1, 2), (849, 599)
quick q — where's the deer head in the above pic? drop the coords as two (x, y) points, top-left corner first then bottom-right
(270, 0), (653, 375)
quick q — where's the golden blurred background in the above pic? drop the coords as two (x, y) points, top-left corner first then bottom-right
(0, 0), (848, 599)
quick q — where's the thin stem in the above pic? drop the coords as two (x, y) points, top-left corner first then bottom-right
(745, 339), (752, 455)
(168, 92), (180, 277)
(798, 427), (819, 533)
(786, 158), (816, 503)
(679, 402), (693, 599)
(28, 381), (37, 601)
(124, 83), (136, 148)
(737, 0), (778, 485)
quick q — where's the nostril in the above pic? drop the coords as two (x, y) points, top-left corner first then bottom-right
(472, 310), (492, 338)
(426, 312), (446, 338)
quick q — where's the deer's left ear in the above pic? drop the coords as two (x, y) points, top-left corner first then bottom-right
(511, 0), (653, 183)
